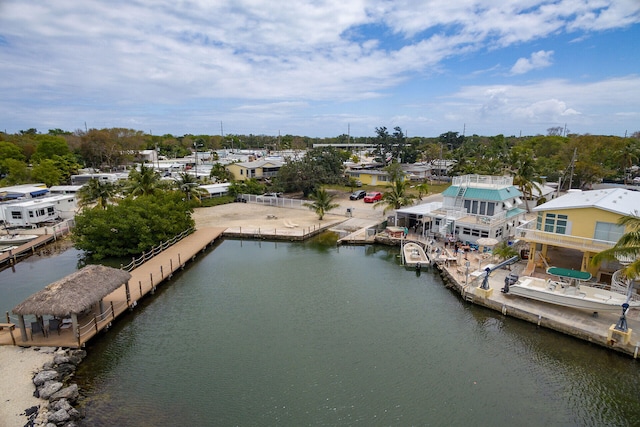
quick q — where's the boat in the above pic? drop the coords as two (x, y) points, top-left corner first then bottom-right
(0, 234), (39, 245)
(504, 275), (640, 313)
(402, 242), (430, 269)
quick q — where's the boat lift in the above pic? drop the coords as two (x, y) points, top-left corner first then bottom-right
(479, 256), (520, 290)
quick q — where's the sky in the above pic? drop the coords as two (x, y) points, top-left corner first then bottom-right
(1, 0), (639, 138)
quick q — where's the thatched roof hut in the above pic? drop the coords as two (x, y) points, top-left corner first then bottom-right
(12, 264), (131, 317)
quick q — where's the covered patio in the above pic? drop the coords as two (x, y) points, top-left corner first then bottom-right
(10, 265), (131, 348)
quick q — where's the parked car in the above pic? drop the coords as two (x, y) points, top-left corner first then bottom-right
(350, 190), (367, 200)
(364, 192), (382, 203)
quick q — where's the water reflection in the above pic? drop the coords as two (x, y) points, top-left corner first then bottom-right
(67, 239), (640, 426)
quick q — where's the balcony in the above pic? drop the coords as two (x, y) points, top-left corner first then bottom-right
(515, 221), (615, 253)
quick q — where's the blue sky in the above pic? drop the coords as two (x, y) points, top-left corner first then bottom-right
(1, 0), (639, 138)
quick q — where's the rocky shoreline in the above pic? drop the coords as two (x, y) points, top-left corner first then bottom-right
(26, 347), (86, 427)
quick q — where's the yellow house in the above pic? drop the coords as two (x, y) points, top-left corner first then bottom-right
(345, 169), (406, 186)
(516, 188), (639, 279)
(225, 159), (284, 182)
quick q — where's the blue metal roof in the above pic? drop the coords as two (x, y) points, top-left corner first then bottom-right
(442, 185), (522, 201)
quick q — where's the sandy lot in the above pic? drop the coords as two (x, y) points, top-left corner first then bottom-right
(192, 192), (387, 233)
(0, 346), (55, 427)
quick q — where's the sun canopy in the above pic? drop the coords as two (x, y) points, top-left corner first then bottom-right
(12, 265), (131, 317)
(546, 267), (592, 281)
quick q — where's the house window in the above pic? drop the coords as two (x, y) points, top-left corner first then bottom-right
(543, 213), (568, 234)
(240, 170), (244, 175)
(47, 207), (55, 215)
(29, 211), (34, 218)
(594, 222), (625, 243)
(11, 211), (22, 219)
(536, 213), (543, 230)
(486, 202), (495, 216)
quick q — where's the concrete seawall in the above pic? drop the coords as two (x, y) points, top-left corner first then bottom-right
(435, 261), (640, 359)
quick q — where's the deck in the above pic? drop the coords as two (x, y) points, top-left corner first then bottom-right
(1, 227), (226, 348)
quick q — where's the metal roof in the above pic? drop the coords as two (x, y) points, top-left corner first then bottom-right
(442, 186), (522, 201)
(533, 188), (640, 216)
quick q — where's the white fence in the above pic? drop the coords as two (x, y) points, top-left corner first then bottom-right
(240, 194), (309, 210)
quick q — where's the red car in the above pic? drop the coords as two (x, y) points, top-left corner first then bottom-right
(364, 192), (382, 203)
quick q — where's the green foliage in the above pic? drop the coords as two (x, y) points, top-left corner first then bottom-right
(275, 147), (345, 196)
(374, 179), (417, 214)
(31, 159), (63, 187)
(124, 163), (161, 196)
(77, 178), (119, 209)
(228, 178), (265, 197)
(210, 163), (233, 182)
(592, 214), (640, 280)
(0, 158), (30, 184)
(303, 188), (340, 220)
(174, 172), (208, 203)
(31, 134), (70, 162)
(492, 242), (519, 262)
(73, 192), (194, 259)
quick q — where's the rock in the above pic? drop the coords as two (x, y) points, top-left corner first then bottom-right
(33, 370), (60, 386)
(38, 346), (57, 354)
(38, 381), (63, 399)
(62, 421), (80, 427)
(69, 349), (87, 360)
(67, 407), (81, 420)
(49, 398), (73, 412)
(47, 408), (71, 424)
(53, 354), (71, 365)
(24, 405), (39, 416)
(55, 363), (76, 378)
(43, 360), (55, 370)
(49, 384), (79, 403)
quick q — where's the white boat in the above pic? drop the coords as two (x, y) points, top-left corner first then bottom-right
(505, 276), (640, 313)
(402, 242), (430, 269)
(0, 234), (38, 245)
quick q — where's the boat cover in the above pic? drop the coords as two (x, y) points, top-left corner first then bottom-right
(546, 267), (592, 281)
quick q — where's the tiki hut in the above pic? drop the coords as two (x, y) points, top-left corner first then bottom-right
(12, 264), (131, 344)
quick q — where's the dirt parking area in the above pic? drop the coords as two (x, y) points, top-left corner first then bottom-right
(192, 191), (386, 233)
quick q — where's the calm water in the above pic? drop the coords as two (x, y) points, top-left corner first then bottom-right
(2, 237), (640, 426)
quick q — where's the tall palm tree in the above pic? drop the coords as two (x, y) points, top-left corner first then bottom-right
(618, 140), (640, 185)
(509, 147), (543, 212)
(175, 172), (208, 203)
(374, 179), (417, 214)
(303, 188), (339, 220)
(592, 213), (640, 280)
(77, 178), (118, 209)
(125, 163), (161, 197)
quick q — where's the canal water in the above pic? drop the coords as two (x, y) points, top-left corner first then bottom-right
(2, 236), (640, 426)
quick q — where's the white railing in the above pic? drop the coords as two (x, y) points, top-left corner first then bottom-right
(241, 194), (309, 210)
(121, 227), (194, 271)
(611, 270), (640, 302)
(515, 222), (615, 252)
(451, 175), (513, 187)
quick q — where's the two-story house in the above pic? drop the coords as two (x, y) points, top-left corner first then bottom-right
(395, 175), (527, 244)
(515, 188), (640, 280)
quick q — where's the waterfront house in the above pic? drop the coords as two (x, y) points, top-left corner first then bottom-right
(345, 167), (408, 186)
(225, 159), (284, 182)
(394, 174), (527, 244)
(516, 188), (640, 280)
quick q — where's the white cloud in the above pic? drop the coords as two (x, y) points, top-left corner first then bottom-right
(510, 50), (554, 75)
(0, 1), (638, 136)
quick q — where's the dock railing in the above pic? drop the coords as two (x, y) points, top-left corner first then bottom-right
(121, 227), (194, 272)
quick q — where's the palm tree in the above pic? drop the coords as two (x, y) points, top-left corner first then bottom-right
(175, 172), (208, 203)
(125, 163), (161, 197)
(303, 188), (339, 220)
(509, 147), (543, 212)
(77, 178), (118, 209)
(592, 213), (640, 280)
(374, 179), (417, 214)
(618, 140), (640, 185)
(415, 181), (429, 200)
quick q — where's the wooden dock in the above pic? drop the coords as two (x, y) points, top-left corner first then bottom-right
(1, 227), (226, 348)
(0, 235), (57, 270)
